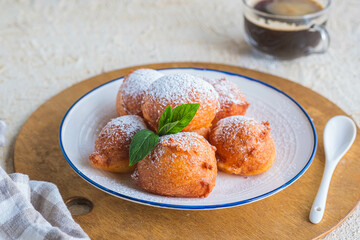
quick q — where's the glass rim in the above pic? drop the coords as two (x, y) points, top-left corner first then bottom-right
(242, 0), (331, 20)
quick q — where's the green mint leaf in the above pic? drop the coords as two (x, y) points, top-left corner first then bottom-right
(129, 129), (159, 166)
(157, 121), (179, 136)
(166, 103), (200, 134)
(157, 105), (172, 132)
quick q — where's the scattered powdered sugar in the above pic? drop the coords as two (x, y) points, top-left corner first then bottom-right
(101, 115), (147, 141)
(145, 73), (219, 109)
(75, 79), (310, 206)
(121, 68), (163, 100)
(246, 95), (298, 177)
(205, 78), (247, 107)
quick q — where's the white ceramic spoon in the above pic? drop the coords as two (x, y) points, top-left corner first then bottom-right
(309, 115), (357, 224)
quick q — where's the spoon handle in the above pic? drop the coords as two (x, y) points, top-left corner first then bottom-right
(309, 162), (336, 224)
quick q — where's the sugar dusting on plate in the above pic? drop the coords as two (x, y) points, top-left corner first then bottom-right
(68, 69), (314, 208)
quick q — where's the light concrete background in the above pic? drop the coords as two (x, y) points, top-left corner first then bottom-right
(0, 0), (359, 239)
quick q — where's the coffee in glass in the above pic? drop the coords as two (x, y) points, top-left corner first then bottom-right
(243, 0), (331, 59)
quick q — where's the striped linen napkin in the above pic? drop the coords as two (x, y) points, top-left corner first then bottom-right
(0, 166), (89, 240)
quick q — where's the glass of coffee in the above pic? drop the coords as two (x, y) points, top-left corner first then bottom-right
(243, 0), (331, 59)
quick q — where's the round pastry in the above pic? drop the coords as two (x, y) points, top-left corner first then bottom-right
(141, 73), (219, 132)
(209, 115), (276, 175)
(192, 127), (211, 140)
(205, 77), (249, 124)
(89, 115), (147, 173)
(116, 69), (163, 116)
(132, 132), (217, 198)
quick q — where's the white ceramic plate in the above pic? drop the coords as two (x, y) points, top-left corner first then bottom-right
(60, 68), (317, 210)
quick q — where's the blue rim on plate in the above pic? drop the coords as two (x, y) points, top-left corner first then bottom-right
(59, 67), (318, 210)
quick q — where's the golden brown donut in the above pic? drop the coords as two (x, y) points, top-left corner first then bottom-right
(141, 73), (219, 132)
(209, 115), (276, 175)
(89, 115), (147, 173)
(132, 132), (217, 198)
(205, 78), (249, 124)
(116, 69), (163, 116)
(191, 127), (211, 140)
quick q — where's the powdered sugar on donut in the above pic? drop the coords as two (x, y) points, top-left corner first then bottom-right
(121, 69), (163, 101)
(101, 115), (147, 141)
(205, 78), (247, 107)
(145, 132), (213, 169)
(212, 115), (269, 143)
(146, 73), (219, 109)
(160, 132), (208, 152)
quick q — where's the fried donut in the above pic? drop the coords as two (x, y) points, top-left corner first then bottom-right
(132, 132), (217, 198)
(192, 127), (211, 140)
(141, 73), (219, 132)
(116, 69), (163, 116)
(209, 116), (276, 175)
(89, 115), (147, 173)
(205, 78), (249, 124)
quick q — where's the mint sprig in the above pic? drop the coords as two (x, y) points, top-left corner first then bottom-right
(158, 105), (172, 130)
(129, 129), (159, 166)
(166, 103), (200, 135)
(157, 121), (179, 136)
(129, 103), (200, 166)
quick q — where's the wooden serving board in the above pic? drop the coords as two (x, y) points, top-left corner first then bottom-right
(14, 62), (360, 240)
